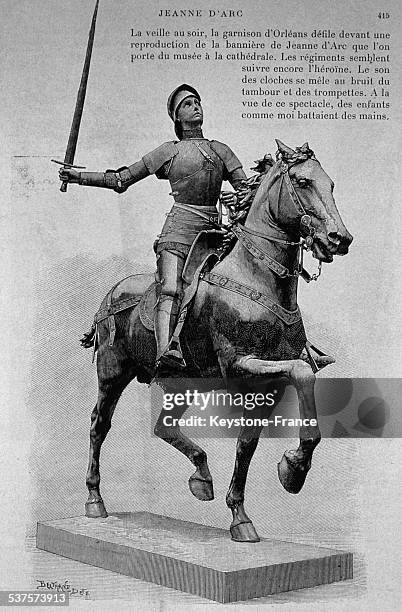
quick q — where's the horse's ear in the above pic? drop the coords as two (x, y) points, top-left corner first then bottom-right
(275, 139), (295, 159)
(299, 142), (309, 152)
(263, 153), (275, 167)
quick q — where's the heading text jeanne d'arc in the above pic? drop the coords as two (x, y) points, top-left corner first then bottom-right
(158, 9), (243, 18)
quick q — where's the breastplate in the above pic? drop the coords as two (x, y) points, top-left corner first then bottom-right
(168, 140), (224, 206)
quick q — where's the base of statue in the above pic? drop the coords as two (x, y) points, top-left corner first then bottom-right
(36, 511), (353, 603)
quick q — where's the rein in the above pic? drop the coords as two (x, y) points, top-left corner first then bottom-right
(228, 161), (322, 283)
(202, 158), (323, 325)
(181, 155), (324, 324)
(172, 160), (322, 283)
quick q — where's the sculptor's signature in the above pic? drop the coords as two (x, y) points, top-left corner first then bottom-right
(36, 579), (90, 598)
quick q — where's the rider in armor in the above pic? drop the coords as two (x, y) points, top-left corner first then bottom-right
(59, 84), (247, 369)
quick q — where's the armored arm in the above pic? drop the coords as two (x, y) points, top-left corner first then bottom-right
(78, 160), (150, 193)
(224, 153), (247, 190)
(228, 167), (247, 189)
(59, 160), (149, 193)
(209, 140), (247, 188)
(59, 141), (178, 193)
(209, 141), (247, 212)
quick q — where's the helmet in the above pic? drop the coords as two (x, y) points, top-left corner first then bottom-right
(167, 84), (201, 121)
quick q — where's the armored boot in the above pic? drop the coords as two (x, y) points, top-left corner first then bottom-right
(154, 295), (186, 369)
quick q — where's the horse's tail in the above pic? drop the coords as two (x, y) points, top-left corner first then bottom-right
(80, 284), (116, 351)
(80, 322), (96, 348)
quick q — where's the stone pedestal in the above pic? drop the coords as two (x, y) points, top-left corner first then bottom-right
(36, 511), (353, 603)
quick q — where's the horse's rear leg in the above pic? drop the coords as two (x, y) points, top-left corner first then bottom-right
(154, 402), (213, 501)
(86, 367), (134, 518)
(226, 406), (264, 543)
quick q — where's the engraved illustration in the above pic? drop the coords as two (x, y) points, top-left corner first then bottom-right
(9, 0), (399, 605)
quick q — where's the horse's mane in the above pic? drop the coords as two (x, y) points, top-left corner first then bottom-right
(221, 153), (276, 255)
(220, 144), (315, 256)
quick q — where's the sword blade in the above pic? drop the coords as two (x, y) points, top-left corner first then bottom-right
(60, 0), (99, 192)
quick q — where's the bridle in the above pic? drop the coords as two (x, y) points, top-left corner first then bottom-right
(202, 151), (327, 326)
(230, 158), (322, 283)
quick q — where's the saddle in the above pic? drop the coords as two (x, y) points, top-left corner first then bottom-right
(86, 230), (222, 351)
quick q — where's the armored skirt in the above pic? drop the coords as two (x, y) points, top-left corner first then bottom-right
(155, 203), (219, 257)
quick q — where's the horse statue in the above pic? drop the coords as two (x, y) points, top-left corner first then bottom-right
(83, 140), (353, 543)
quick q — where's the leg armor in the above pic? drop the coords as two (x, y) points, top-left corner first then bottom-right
(154, 250), (186, 368)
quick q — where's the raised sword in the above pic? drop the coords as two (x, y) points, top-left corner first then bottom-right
(52, 0), (100, 192)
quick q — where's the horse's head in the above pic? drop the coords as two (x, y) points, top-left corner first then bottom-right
(254, 140), (353, 262)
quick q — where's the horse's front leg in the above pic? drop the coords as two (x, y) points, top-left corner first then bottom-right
(86, 336), (135, 518)
(86, 374), (132, 518)
(154, 399), (214, 501)
(226, 405), (265, 543)
(235, 356), (321, 494)
(277, 360), (321, 494)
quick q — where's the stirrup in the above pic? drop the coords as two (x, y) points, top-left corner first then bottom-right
(157, 336), (187, 370)
(305, 341), (334, 373)
(158, 348), (187, 370)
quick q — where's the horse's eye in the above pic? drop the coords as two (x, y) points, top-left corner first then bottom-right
(297, 178), (309, 188)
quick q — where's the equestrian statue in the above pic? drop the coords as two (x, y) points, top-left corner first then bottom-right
(55, 4), (353, 544)
(60, 115), (353, 542)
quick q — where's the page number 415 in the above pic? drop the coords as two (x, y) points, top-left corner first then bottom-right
(378, 12), (390, 18)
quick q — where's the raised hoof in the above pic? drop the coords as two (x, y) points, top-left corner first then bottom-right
(85, 499), (108, 518)
(277, 451), (311, 494)
(188, 475), (214, 501)
(230, 521), (260, 543)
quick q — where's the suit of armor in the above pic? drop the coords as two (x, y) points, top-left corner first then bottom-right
(144, 132), (246, 365)
(67, 85), (247, 367)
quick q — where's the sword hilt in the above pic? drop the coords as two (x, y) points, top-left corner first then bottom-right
(51, 159), (86, 193)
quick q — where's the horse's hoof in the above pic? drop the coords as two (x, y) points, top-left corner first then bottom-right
(85, 499), (108, 518)
(277, 451), (311, 494)
(188, 475), (214, 501)
(230, 520), (260, 543)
